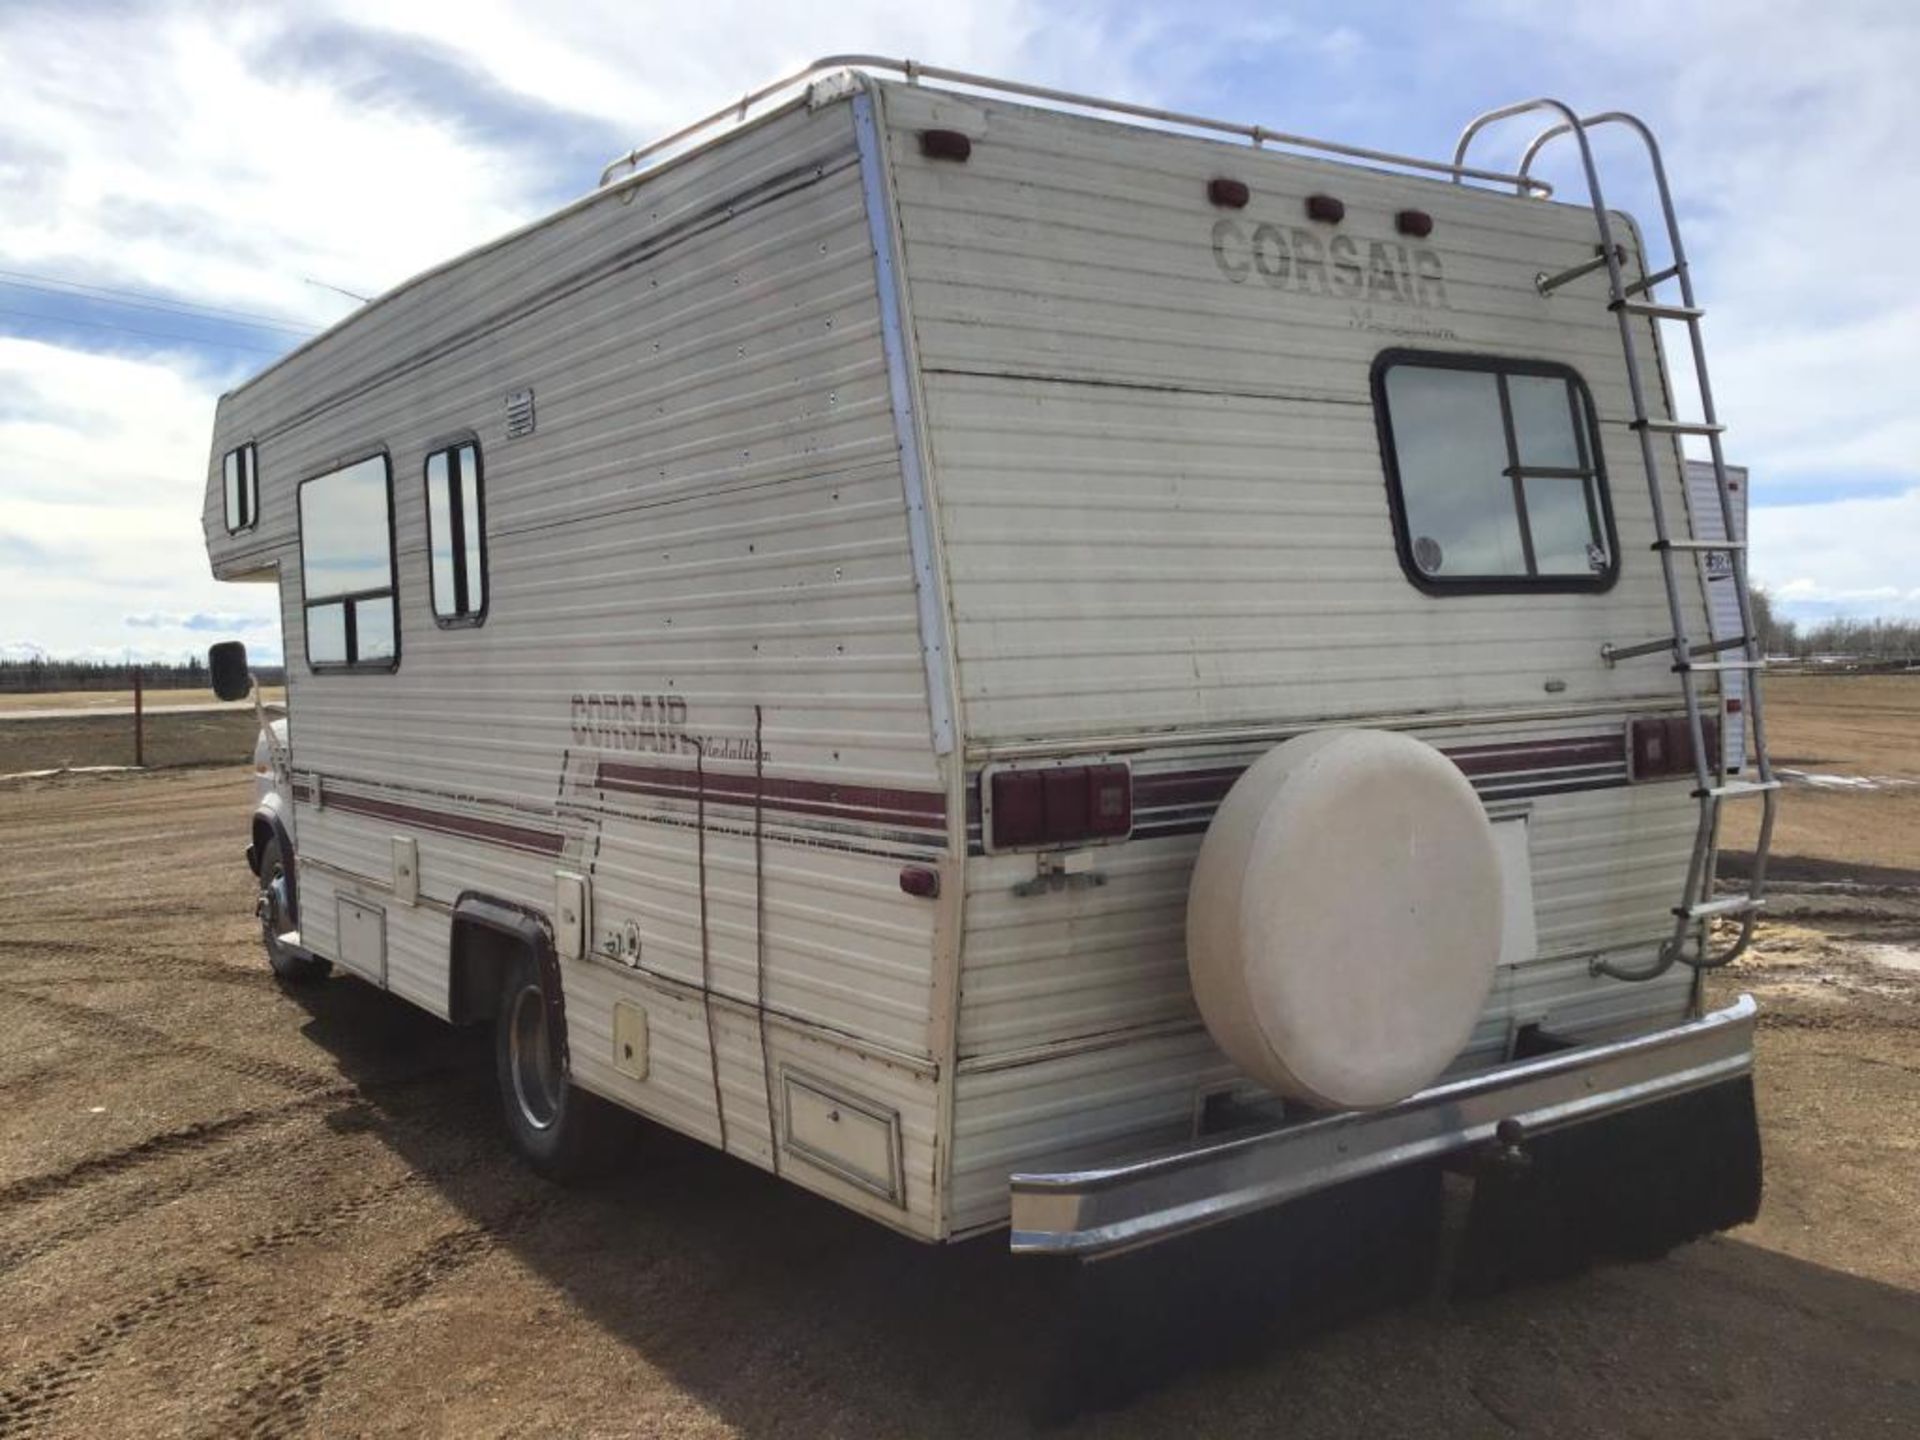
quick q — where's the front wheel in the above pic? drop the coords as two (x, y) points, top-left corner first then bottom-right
(493, 952), (630, 1181)
(256, 834), (329, 984)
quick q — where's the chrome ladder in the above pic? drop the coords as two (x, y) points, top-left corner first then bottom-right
(1456, 101), (1778, 982)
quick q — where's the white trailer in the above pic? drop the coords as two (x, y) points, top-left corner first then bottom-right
(202, 60), (1775, 1259)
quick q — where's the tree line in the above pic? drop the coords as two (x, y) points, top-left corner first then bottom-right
(0, 658), (287, 693)
(1749, 590), (1920, 665)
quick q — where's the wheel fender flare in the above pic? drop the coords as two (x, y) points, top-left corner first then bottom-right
(248, 795), (293, 877)
(449, 893), (569, 1071)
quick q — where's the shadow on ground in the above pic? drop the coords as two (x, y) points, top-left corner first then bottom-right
(285, 974), (1920, 1437)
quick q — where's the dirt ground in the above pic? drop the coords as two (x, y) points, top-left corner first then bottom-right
(1721, 673), (1920, 874)
(1, 684), (1918, 1437)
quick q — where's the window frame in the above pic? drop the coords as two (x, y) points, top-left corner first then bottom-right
(1371, 348), (1621, 596)
(422, 435), (490, 628)
(222, 442), (259, 535)
(296, 447), (401, 674)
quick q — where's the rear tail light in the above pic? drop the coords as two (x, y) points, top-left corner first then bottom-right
(919, 129), (972, 162)
(1628, 714), (1721, 782)
(986, 763), (1132, 851)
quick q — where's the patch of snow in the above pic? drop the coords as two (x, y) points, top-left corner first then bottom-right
(0, 764), (145, 782)
(1777, 768), (1920, 792)
(1857, 943), (1920, 975)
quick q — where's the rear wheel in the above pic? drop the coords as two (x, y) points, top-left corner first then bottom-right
(493, 951), (629, 1181)
(256, 834), (329, 984)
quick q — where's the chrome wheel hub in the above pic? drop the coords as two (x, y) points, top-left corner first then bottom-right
(508, 983), (561, 1131)
(259, 868), (290, 942)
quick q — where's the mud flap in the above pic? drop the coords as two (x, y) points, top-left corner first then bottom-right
(1027, 1162), (1443, 1422)
(1456, 1075), (1763, 1295)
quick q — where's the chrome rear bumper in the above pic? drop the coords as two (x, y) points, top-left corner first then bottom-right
(1009, 994), (1757, 1257)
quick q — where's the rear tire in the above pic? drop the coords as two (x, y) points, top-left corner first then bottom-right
(256, 834), (329, 984)
(493, 951), (630, 1181)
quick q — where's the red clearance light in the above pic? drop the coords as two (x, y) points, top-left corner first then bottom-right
(1208, 177), (1250, 209)
(1726, 697), (1743, 714)
(919, 129), (972, 162)
(1628, 714), (1722, 782)
(988, 763), (1132, 850)
(1305, 193), (1345, 223)
(1395, 208), (1434, 238)
(898, 866), (940, 899)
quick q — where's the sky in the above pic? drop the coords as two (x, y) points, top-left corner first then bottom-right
(1, 0), (1914, 665)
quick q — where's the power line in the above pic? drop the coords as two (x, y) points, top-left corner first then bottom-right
(0, 268), (320, 337)
(303, 277), (370, 305)
(0, 307), (289, 356)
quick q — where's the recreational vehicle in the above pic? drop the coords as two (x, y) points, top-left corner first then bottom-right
(202, 59), (1775, 1261)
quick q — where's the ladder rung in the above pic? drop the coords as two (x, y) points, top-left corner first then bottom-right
(1695, 780), (1781, 800)
(1631, 417), (1726, 436)
(1621, 263), (1685, 297)
(1676, 658), (1766, 673)
(1652, 538), (1745, 553)
(1614, 299), (1704, 321)
(1679, 894), (1763, 922)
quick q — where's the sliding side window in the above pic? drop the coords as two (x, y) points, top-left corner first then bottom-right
(424, 441), (487, 624)
(222, 443), (257, 534)
(1373, 351), (1618, 592)
(298, 453), (398, 670)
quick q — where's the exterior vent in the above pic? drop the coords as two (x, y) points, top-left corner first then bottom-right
(505, 388), (536, 439)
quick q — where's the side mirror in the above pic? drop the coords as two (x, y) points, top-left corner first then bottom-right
(209, 641), (252, 702)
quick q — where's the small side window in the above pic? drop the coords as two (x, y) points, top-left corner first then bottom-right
(298, 453), (398, 671)
(424, 441), (487, 624)
(223, 443), (258, 534)
(1373, 351), (1618, 593)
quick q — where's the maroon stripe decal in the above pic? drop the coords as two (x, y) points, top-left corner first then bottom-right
(596, 761), (948, 832)
(321, 791), (566, 857)
(1445, 735), (1625, 778)
(1129, 738), (1625, 808)
(974, 734), (1628, 829)
(1131, 766), (1246, 811)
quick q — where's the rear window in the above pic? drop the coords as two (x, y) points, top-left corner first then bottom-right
(1373, 351), (1617, 592)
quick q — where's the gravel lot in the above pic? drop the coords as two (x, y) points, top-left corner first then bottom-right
(1, 759), (1917, 1438)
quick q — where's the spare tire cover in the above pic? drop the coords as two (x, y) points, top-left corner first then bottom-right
(1187, 729), (1502, 1110)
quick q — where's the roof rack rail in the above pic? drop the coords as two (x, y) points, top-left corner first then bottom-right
(596, 54), (1558, 196)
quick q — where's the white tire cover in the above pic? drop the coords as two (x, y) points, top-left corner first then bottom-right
(1187, 729), (1502, 1110)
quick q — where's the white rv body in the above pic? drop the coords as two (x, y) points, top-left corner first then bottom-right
(204, 69), (1750, 1248)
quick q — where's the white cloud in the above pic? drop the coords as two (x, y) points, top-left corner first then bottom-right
(0, 3), (535, 326)
(1750, 486), (1920, 623)
(1482, 0), (1920, 483)
(0, 338), (281, 662)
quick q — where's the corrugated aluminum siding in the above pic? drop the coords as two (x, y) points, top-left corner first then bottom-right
(873, 81), (1713, 1232)
(876, 81), (1711, 743)
(203, 93), (953, 1236)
